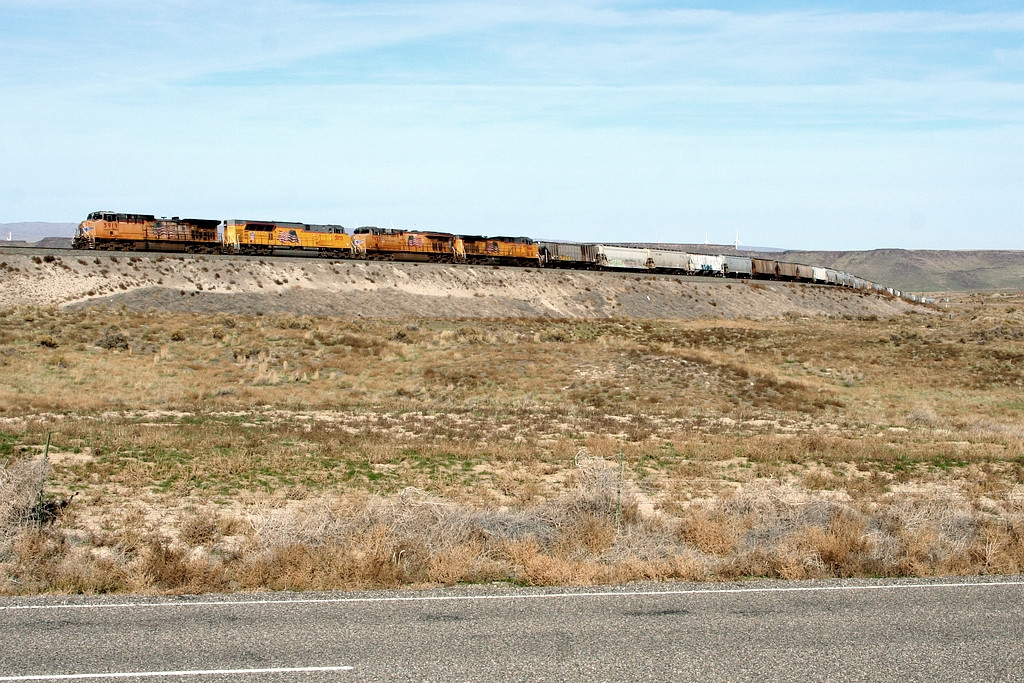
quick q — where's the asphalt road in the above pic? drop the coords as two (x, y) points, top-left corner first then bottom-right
(1, 578), (1022, 682)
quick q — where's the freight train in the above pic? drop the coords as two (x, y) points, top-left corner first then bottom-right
(72, 211), (935, 304)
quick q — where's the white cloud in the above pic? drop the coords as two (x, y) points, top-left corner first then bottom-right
(6, 3), (1024, 88)
(1, 2), (1022, 248)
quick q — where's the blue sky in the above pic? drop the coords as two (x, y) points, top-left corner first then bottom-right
(1, 1), (1021, 249)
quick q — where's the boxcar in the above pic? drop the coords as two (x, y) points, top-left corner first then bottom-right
(812, 266), (828, 283)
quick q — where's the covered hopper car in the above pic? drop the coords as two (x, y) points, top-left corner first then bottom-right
(688, 253), (726, 276)
(597, 245), (650, 270)
(649, 248), (690, 273)
(537, 241), (599, 268)
(724, 255), (753, 278)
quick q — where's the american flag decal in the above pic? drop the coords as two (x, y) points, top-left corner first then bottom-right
(485, 241), (499, 254)
(408, 235), (424, 247)
(152, 222), (177, 239)
(278, 230), (300, 244)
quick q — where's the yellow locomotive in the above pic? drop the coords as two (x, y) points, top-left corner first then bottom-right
(222, 220), (352, 258)
(74, 211), (221, 253)
(351, 227), (466, 263)
(461, 235), (541, 266)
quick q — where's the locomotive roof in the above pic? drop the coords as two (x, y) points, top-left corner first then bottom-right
(353, 226), (455, 238)
(486, 236), (534, 244)
(87, 211), (156, 221)
(157, 217), (221, 228)
(454, 234), (535, 243)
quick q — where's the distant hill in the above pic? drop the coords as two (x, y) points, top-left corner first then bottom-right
(35, 237), (74, 249)
(769, 249), (1024, 294)
(628, 242), (1023, 293)
(1, 221), (77, 242)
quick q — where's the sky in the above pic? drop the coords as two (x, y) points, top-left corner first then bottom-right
(1, 1), (1022, 250)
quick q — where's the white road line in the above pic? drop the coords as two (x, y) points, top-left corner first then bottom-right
(0, 666), (354, 681)
(0, 579), (1021, 612)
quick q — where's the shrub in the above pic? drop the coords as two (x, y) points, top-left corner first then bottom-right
(96, 328), (129, 350)
(0, 458), (46, 558)
(179, 510), (222, 546)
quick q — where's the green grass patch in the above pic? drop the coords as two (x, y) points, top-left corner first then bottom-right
(0, 432), (19, 458)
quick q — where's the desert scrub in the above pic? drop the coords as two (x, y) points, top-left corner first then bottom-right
(1, 457), (42, 538)
(2, 458), (1024, 595)
(0, 456), (64, 570)
(0, 300), (1023, 593)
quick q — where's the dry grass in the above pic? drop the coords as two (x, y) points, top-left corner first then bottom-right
(2, 456), (1021, 594)
(0, 293), (1023, 594)
(0, 457), (46, 556)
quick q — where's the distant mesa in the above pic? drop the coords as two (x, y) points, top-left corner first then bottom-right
(2, 221), (77, 243)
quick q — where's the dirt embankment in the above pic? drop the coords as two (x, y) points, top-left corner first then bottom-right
(0, 251), (925, 319)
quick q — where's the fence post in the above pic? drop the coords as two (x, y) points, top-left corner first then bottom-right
(615, 449), (623, 532)
(37, 432), (51, 528)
